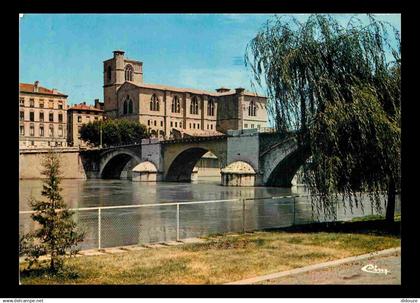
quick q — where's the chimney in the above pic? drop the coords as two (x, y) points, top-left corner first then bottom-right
(216, 87), (230, 93)
(94, 99), (99, 108)
(83, 102), (86, 105)
(52, 88), (57, 94)
(113, 50), (125, 58)
(34, 81), (39, 92)
(235, 87), (245, 94)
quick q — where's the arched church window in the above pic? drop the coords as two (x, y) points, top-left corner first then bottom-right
(128, 99), (133, 114)
(150, 94), (159, 111)
(125, 65), (133, 81)
(207, 99), (215, 116)
(190, 96), (199, 115)
(107, 66), (111, 81)
(123, 100), (128, 115)
(172, 96), (180, 113)
(249, 100), (257, 116)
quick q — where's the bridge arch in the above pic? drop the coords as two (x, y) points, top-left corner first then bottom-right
(261, 138), (310, 187)
(164, 140), (227, 182)
(99, 149), (142, 179)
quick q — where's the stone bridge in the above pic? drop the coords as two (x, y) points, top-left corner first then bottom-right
(80, 129), (309, 187)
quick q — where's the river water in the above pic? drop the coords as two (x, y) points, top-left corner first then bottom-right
(19, 178), (399, 249)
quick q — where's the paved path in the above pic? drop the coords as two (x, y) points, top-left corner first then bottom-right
(226, 247), (400, 285)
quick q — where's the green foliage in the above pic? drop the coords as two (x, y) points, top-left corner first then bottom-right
(80, 118), (149, 147)
(246, 14), (401, 221)
(20, 152), (85, 273)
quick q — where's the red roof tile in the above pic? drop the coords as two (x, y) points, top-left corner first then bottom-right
(68, 103), (104, 112)
(19, 83), (67, 96)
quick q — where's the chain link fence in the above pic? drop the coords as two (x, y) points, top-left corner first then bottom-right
(19, 193), (401, 250)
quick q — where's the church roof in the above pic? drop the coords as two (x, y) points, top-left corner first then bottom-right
(124, 82), (266, 98)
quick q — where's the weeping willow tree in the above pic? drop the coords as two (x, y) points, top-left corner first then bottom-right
(245, 14), (401, 222)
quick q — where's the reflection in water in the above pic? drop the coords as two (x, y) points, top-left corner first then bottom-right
(19, 178), (399, 250)
(19, 178), (306, 210)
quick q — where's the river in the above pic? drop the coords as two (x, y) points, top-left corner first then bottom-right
(19, 178), (398, 249)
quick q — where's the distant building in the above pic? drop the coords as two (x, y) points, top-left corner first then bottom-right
(19, 81), (68, 148)
(67, 102), (104, 147)
(103, 50), (268, 139)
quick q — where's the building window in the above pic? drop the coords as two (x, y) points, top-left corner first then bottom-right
(31, 141), (34, 146)
(128, 99), (133, 114)
(211, 124), (213, 130)
(49, 125), (54, 137)
(20, 111), (24, 121)
(123, 100), (128, 115)
(19, 97), (24, 107)
(107, 66), (112, 81)
(197, 123), (200, 129)
(193, 123), (196, 129)
(39, 112), (44, 122)
(95, 117), (98, 121)
(175, 122), (177, 128)
(251, 124), (254, 129)
(189, 123), (191, 129)
(125, 65), (133, 81)
(190, 96), (199, 115)
(58, 102), (63, 109)
(161, 121), (163, 127)
(248, 101), (257, 116)
(148, 120), (150, 126)
(207, 99), (215, 116)
(49, 100), (54, 109)
(150, 94), (159, 111)
(179, 122), (182, 128)
(78, 116), (82, 123)
(58, 114), (63, 123)
(58, 125), (63, 137)
(29, 99), (35, 108)
(257, 124), (261, 130)
(78, 126), (82, 138)
(154, 120), (156, 126)
(20, 125), (24, 136)
(170, 121), (173, 127)
(30, 124), (34, 136)
(39, 99), (44, 108)
(172, 96), (180, 113)
(40, 125), (44, 137)
(244, 124), (248, 128)
(49, 113), (54, 122)
(29, 112), (34, 122)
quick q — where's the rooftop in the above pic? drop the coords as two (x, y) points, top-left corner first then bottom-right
(19, 82), (67, 97)
(126, 82), (266, 98)
(68, 102), (104, 112)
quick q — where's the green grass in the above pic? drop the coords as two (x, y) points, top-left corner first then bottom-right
(20, 220), (400, 285)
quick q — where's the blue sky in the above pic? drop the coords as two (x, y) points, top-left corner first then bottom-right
(19, 14), (400, 106)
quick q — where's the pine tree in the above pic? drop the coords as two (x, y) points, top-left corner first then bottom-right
(20, 151), (84, 273)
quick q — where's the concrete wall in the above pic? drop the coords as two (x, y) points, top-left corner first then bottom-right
(19, 149), (87, 179)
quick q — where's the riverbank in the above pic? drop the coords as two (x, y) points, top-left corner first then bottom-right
(19, 219), (400, 285)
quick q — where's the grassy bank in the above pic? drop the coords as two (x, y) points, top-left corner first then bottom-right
(20, 219), (400, 285)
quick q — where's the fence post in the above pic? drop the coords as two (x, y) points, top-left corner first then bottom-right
(242, 198), (246, 233)
(293, 196), (296, 226)
(98, 208), (102, 250)
(176, 203), (180, 242)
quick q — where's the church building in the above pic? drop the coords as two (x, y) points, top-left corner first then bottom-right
(103, 50), (268, 139)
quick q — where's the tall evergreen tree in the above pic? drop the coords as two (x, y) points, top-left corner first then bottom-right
(20, 152), (84, 273)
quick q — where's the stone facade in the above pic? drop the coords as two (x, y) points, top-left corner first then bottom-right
(19, 81), (68, 149)
(103, 50), (268, 140)
(67, 102), (104, 147)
